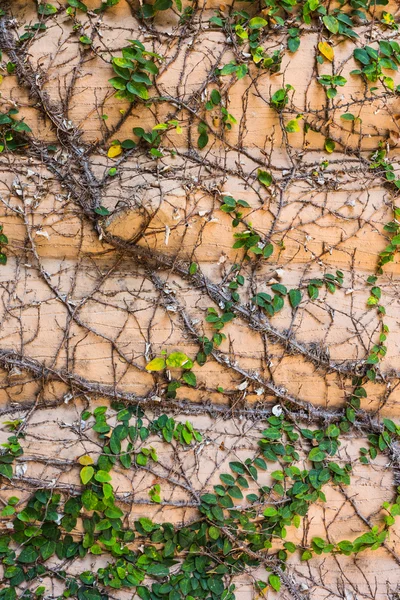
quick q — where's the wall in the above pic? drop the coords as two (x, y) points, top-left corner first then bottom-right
(1, 1), (400, 598)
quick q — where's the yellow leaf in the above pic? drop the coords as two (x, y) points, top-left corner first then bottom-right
(78, 455), (94, 466)
(107, 144), (122, 158)
(0, 75), (3, 85)
(318, 41), (334, 62)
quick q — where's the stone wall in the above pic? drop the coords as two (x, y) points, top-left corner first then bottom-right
(1, 1), (400, 598)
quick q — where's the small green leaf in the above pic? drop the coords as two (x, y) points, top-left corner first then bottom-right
(166, 352), (192, 368)
(209, 525), (220, 540)
(80, 466), (94, 485)
(308, 447), (326, 462)
(94, 470), (112, 483)
(38, 3), (57, 15)
(263, 243), (273, 258)
(18, 547), (39, 563)
(40, 540), (56, 561)
(68, 0), (88, 10)
(263, 507), (278, 517)
(323, 15), (339, 34)
(182, 371), (197, 387)
(258, 169), (272, 187)
(289, 288), (302, 308)
(325, 138), (335, 153)
(341, 113), (355, 121)
(210, 89), (221, 105)
(94, 206), (110, 216)
(79, 35), (92, 45)
(249, 17), (268, 29)
(268, 574), (281, 592)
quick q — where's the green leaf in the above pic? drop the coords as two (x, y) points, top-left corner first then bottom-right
(81, 490), (98, 511)
(209, 525), (220, 540)
(182, 371), (197, 387)
(325, 138), (335, 153)
(263, 507), (278, 517)
(383, 418), (396, 433)
(210, 89), (221, 105)
(80, 466), (94, 485)
(288, 36), (300, 53)
(268, 574), (281, 592)
(68, 0), (88, 10)
(166, 352), (192, 368)
(105, 506), (124, 518)
(0, 115), (12, 125)
(284, 541), (296, 552)
(201, 493), (217, 504)
(40, 540), (56, 561)
(220, 473), (235, 485)
(94, 470), (111, 483)
(0, 463), (12, 478)
(249, 17), (268, 29)
(308, 447), (326, 462)
(126, 81), (149, 99)
(1, 506), (15, 516)
(13, 121), (32, 133)
(271, 283), (287, 295)
(208, 579), (224, 594)
(38, 3), (57, 15)
(229, 461), (245, 474)
(263, 243), (274, 258)
(337, 540), (353, 554)
(341, 113), (355, 121)
(147, 564), (169, 577)
(289, 288), (302, 308)
(198, 122), (209, 149)
(94, 206), (110, 216)
(153, 0), (173, 11)
(108, 77), (126, 90)
(236, 64), (248, 79)
(18, 547), (39, 563)
(198, 130), (209, 149)
(323, 15), (339, 34)
(228, 485), (243, 499)
(137, 587), (151, 600)
(354, 48), (370, 65)
(258, 169), (272, 187)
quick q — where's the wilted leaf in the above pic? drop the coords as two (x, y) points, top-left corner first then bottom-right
(107, 144), (122, 158)
(318, 41), (334, 62)
(145, 357), (166, 371)
(78, 455), (94, 466)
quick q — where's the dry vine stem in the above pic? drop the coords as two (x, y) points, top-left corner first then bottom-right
(1, 1), (400, 599)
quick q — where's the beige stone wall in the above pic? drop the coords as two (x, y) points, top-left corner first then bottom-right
(1, 1), (400, 598)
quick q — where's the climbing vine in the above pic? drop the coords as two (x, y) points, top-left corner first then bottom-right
(1, 0), (400, 599)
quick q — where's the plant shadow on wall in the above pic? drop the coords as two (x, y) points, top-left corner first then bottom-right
(1, 0), (400, 599)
